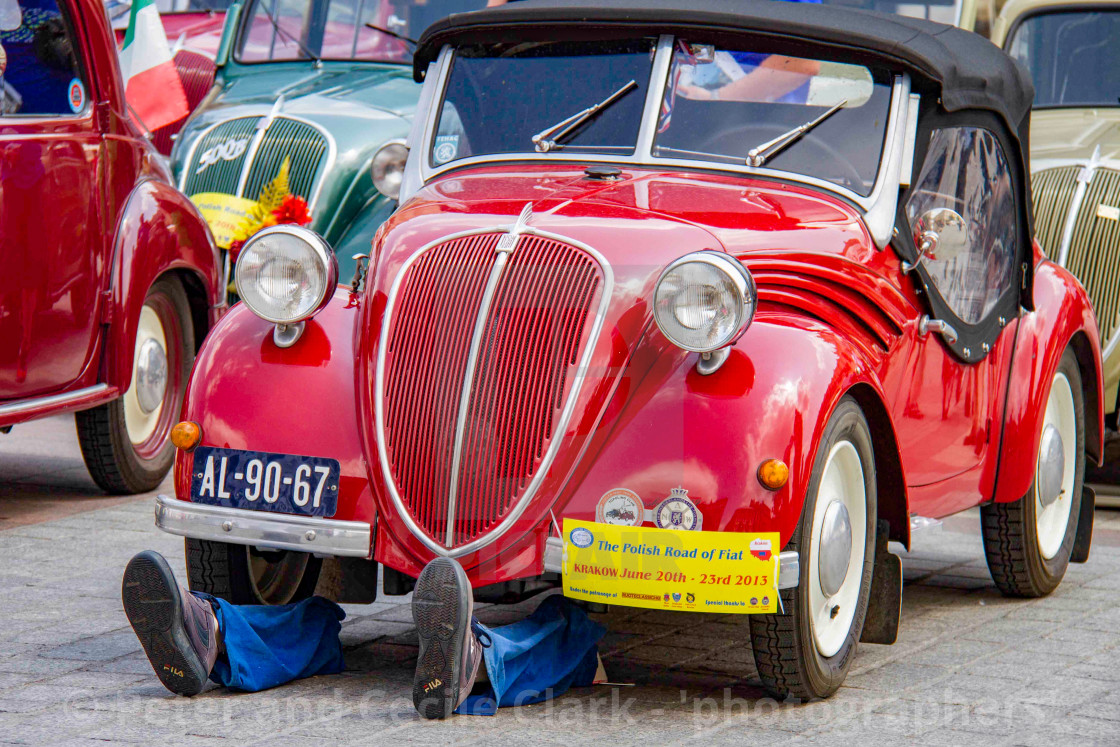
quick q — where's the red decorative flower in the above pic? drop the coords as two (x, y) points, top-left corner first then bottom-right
(272, 195), (312, 226)
(228, 239), (245, 265)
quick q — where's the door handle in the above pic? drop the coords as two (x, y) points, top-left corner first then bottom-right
(919, 315), (959, 344)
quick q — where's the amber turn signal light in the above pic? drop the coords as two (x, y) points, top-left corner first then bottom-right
(757, 459), (789, 491)
(170, 421), (202, 451)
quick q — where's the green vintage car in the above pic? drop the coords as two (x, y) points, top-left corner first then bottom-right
(171, 0), (483, 282)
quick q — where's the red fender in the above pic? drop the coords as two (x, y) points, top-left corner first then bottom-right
(172, 290), (377, 544)
(557, 312), (901, 552)
(106, 179), (222, 391)
(992, 260), (1104, 504)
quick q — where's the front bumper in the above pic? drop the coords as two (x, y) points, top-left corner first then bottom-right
(154, 494), (372, 558)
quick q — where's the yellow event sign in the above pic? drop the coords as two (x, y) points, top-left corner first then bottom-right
(190, 192), (258, 249)
(562, 519), (781, 614)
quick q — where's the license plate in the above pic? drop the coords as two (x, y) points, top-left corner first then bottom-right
(190, 446), (340, 518)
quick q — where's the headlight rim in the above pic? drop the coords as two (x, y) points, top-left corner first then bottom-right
(234, 224), (339, 326)
(653, 250), (757, 354)
(371, 139), (410, 201)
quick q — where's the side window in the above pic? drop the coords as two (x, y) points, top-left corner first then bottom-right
(905, 127), (1017, 325)
(0, 0), (86, 116)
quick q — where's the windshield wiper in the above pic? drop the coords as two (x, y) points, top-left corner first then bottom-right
(364, 22), (417, 47)
(746, 99), (847, 168)
(262, 0), (320, 63)
(531, 80), (638, 153)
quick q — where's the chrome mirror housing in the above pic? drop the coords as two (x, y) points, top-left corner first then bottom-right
(904, 207), (967, 273)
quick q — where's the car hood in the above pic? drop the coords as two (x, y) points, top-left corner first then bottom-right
(1031, 108), (1120, 166)
(358, 164), (872, 563)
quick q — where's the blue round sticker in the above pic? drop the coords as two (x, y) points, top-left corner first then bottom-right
(67, 78), (85, 114)
(569, 527), (594, 548)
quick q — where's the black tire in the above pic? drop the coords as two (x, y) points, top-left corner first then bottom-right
(749, 396), (877, 700)
(77, 277), (194, 494)
(982, 347), (1084, 598)
(185, 538), (322, 605)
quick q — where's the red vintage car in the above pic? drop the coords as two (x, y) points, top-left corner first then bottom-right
(0, 0), (223, 492)
(155, 0), (1105, 698)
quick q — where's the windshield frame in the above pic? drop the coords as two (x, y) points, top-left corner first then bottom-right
(232, 0), (413, 66)
(1004, 7), (1120, 110)
(409, 35), (912, 243)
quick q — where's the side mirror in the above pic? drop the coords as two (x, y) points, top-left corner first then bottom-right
(903, 207), (967, 273)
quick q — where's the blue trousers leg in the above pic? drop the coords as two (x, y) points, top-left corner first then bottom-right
(193, 593), (346, 692)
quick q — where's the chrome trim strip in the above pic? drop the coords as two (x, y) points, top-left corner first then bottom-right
(899, 93), (921, 188)
(1056, 145), (1102, 268)
(0, 384), (112, 418)
(235, 96), (285, 197)
(153, 494), (372, 558)
(634, 35), (674, 160)
(861, 74), (910, 248)
(444, 254), (509, 546)
(374, 222), (614, 558)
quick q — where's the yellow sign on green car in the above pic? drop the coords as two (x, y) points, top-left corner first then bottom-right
(562, 519), (781, 614)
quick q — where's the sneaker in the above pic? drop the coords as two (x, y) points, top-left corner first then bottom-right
(411, 557), (489, 719)
(122, 550), (220, 696)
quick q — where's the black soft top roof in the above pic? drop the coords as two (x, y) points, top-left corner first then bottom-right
(413, 0), (1033, 132)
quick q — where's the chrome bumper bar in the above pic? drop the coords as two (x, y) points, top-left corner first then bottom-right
(542, 537), (801, 589)
(154, 494), (372, 558)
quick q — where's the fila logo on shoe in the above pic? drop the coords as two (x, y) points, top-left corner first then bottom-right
(423, 679), (442, 693)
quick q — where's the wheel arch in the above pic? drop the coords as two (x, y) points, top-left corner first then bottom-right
(846, 382), (910, 549)
(105, 179), (222, 391)
(1068, 328), (1104, 467)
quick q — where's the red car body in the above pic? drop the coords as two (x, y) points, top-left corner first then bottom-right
(172, 164), (1104, 583)
(0, 0), (222, 478)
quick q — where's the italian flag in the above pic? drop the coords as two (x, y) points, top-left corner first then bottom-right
(119, 0), (188, 132)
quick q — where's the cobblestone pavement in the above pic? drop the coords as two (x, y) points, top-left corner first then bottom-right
(3, 417), (1120, 746)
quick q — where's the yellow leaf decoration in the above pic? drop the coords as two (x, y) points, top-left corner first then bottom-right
(229, 158), (292, 244)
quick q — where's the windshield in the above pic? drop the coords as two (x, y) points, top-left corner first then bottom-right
(236, 0), (485, 64)
(430, 39), (657, 167)
(1007, 10), (1120, 108)
(652, 41), (891, 196)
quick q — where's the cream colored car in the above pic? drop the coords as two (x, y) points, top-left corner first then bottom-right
(994, 0), (1120, 485)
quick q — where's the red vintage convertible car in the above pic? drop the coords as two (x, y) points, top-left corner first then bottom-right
(156, 0), (1104, 698)
(0, 0), (222, 492)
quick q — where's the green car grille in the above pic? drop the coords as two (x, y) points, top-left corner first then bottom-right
(1066, 168), (1120, 347)
(181, 116), (330, 206)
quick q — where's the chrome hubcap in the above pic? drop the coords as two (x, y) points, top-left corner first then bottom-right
(1035, 372), (1076, 560)
(818, 500), (852, 598)
(1037, 423), (1065, 510)
(135, 338), (168, 414)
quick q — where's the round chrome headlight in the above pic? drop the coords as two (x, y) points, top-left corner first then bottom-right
(235, 225), (338, 325)
(372, 140), (409, 201)
(653, 251), (757, 353)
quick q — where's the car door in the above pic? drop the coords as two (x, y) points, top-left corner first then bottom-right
(890, 125), (1022, 515)
(0, 0), (105, 399)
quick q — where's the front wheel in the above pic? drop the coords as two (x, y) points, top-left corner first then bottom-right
(186, 538), (322, 605)
(77, 277), (194, 494)
(982, 347), (1084, 598)
(750, 396), (876, 700)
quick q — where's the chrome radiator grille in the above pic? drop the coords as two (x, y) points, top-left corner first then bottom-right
(180, 116), (329, 203)
(1031, 165), (1081, 257)
(379, 230), (604, 551)
(1065, 168), (1120, 347)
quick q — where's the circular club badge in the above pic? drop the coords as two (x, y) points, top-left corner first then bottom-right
(654, 488), (702, 531)
(67, 78), (85, 114)
(595, 488), (644, 526)
(569, 527), (594, 548)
